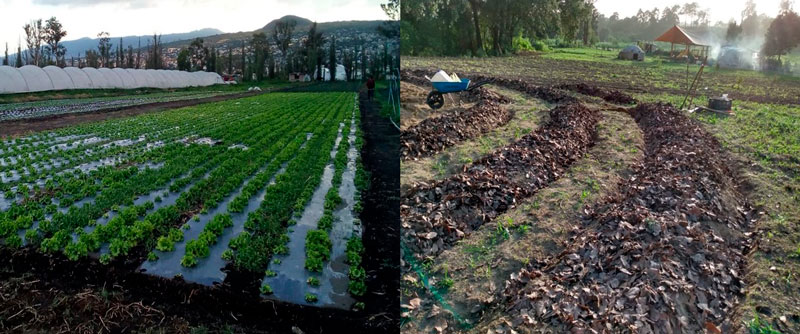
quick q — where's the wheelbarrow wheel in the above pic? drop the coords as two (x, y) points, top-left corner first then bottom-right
(426, 91), (445, 110)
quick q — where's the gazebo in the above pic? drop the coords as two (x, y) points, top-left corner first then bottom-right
(655, 25), (710, 63)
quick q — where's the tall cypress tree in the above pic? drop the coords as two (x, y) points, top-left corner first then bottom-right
(328, 37), (336, 81)
(15, 44), (22, 67)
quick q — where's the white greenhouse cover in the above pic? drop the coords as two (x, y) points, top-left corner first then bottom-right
(19, 65), (55, 92)
(0, 66), (29, 93)
(43, 66), (76, 90)
(98, 68), (124, 88)
(64, 67), (93, 89)
(0, 66), (222, 94)
(113, 68), (138, 89)
(81, 67), (110, 88)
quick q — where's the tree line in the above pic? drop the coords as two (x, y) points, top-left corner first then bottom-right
(402, 0), (800, 65)
(3, 11), (401, 80)
(402, 0), (598, 56)
(198, 18), (399, 82)
(2, 16), (168, 70)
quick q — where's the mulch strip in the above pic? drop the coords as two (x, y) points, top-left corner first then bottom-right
(401, 103), (600, 259)
(502, 103), (756, 333)
(400, 84), (511, 160)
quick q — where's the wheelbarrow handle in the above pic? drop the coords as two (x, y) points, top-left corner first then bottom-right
(467, 79), (495, 91)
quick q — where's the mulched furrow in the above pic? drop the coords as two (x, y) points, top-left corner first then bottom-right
(400, 87), (511, 160)
(402, 103), (600, 259)
(556, 83), (637, 105)
(503, 103), (756, 334)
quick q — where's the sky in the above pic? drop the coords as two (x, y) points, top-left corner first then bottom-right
(595, 0), (785, 24)
(0, 0), (389, 48)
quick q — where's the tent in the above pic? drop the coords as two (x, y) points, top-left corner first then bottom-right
(717, 46), (756, 69)
(19, 65), (55, 92)
(655, 25), (710, 62)
(618, 45), (645, 61)
(313, 64), (348, 81)
(0, 66), (29, 93)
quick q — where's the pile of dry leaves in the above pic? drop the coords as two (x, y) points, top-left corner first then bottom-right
(402, 103), (600, 258)
(401, 86), (512, 160)
(556, 83), (637, 105)
(503, 103), (755, 334)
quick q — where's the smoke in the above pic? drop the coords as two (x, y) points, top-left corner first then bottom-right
(692, 24), (768, 71)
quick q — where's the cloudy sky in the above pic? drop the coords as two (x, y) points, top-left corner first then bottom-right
(0, 0), (389, 48)
(595, 0), (785, 24)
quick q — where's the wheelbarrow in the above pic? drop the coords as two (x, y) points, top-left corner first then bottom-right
(425, 77), (495, 109)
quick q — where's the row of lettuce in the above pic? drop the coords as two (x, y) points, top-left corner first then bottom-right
(1, 91), (375, 308)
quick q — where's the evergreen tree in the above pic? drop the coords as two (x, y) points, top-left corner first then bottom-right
(328, 37), (336, 81)
(15, 43), (23, 67)
(227, 45), (232, 75)
(2, 43), (7, 66)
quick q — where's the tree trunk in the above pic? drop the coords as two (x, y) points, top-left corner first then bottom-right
(468, 0), (483, 56)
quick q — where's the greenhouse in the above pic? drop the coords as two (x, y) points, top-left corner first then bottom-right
(0, 65), (224, 94)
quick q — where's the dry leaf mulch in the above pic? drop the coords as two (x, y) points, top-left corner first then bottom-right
(502, 103), (757, 334)
(402, 103), (600, 260)
(400, 86), (511, 161)
(556, 83), (637, 105)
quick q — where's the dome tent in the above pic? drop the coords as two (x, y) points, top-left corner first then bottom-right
(717, 47), (756, 69)
(19, 65), (55, 92)
(0, 66), (29, 93)
(618, 45), (645, 61)
(42, 66), (76, 90)
(64, 67), (93, 89)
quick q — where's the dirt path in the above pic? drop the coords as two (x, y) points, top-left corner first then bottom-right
(0, 90), (261, 138)
(357, 88), (401, 332)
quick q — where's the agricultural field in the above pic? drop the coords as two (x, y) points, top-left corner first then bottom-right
(0, 89), (393, 332)
(0, 90), (241, 121)
(401, 50), (800, 333)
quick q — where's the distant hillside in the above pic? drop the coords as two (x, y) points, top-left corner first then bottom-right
(162, 16), (389, 49)
(7, 28), (223, 60)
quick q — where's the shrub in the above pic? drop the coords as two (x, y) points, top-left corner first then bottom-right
(512, 34), (534, 53)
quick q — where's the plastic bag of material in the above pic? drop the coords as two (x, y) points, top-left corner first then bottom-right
(429, 70), (457, 82)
